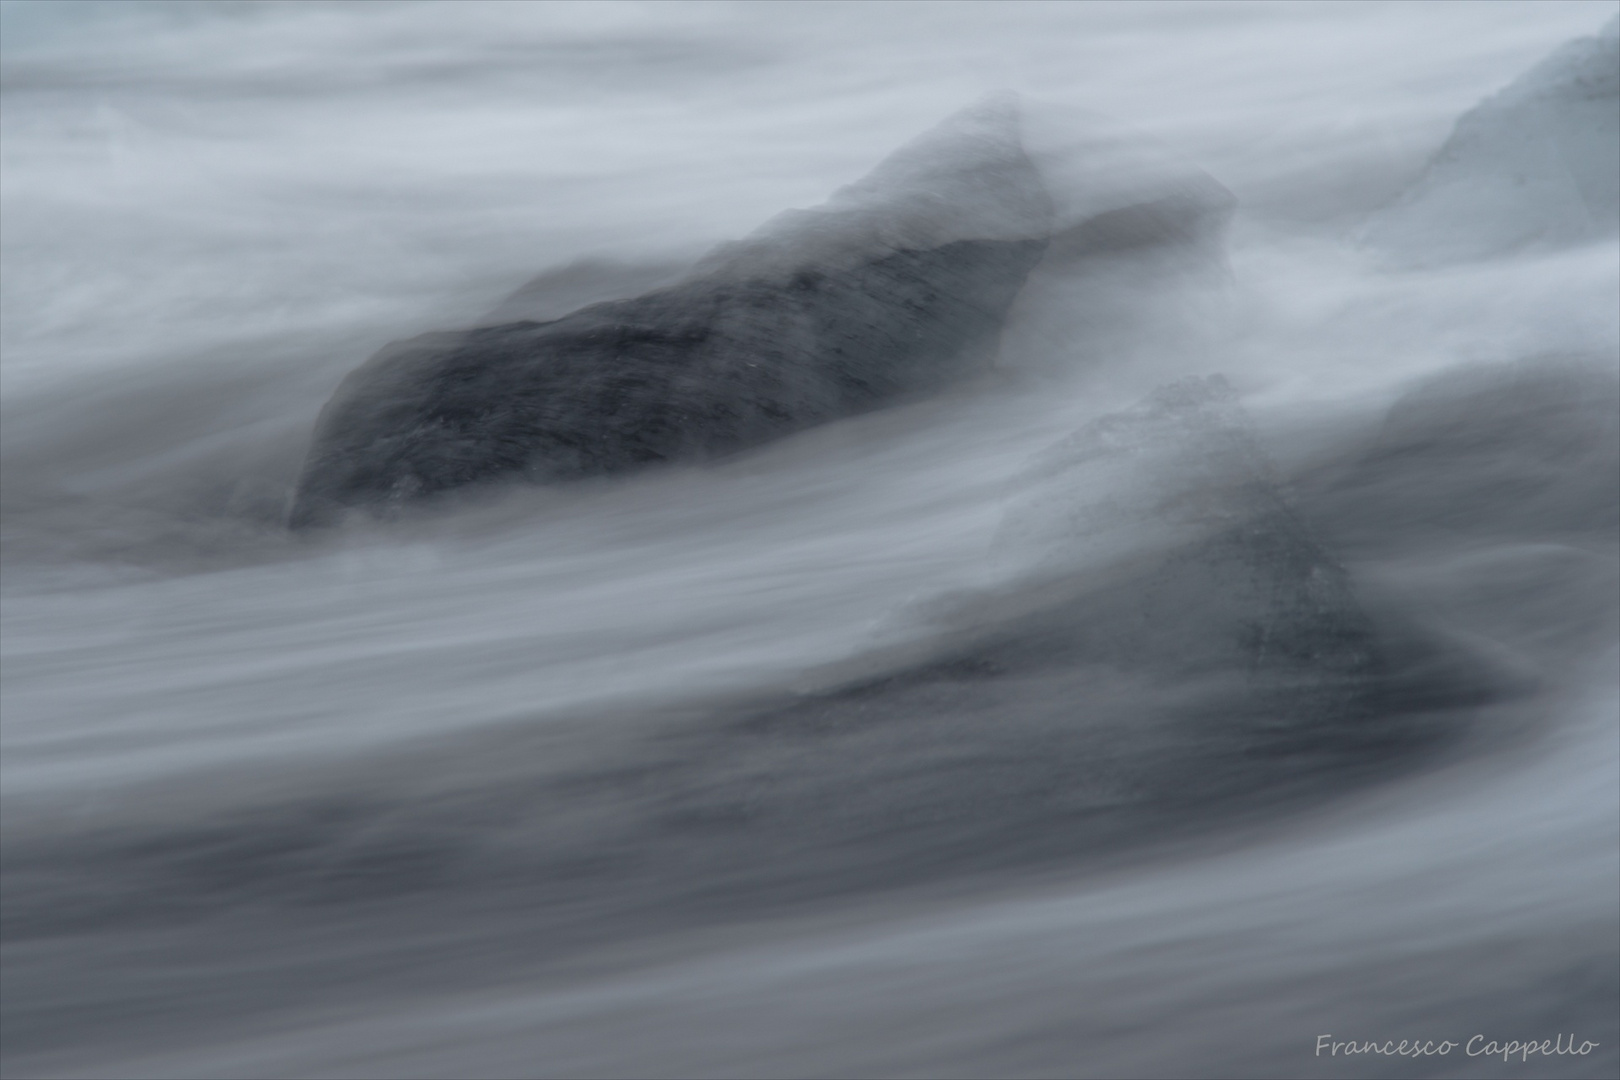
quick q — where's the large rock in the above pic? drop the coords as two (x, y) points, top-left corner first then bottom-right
(289, 98), (1232, 526)
(1363, 16), (1620, 264)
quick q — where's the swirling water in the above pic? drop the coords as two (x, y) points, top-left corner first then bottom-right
(2, 3), (1616, 1077)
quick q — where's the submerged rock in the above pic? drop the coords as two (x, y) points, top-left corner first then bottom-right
(1302, 356), (1620, 546)
(9, 380), (1491, 955)
(289, 101), (1048, 527)
(289, 98), (1231, 527)
(1363, 16), (1620, 264)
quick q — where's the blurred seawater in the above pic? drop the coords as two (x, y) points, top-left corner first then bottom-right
(1, 3), (1617, 1077)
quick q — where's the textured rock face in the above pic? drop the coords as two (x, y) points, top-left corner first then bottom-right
(289, 98), (1233, 527)
(289, 236), (1046, 526)
(986, 376), (1382, 683)
(289, 100), (1056, 527)
(1363, 15), (1619, 264)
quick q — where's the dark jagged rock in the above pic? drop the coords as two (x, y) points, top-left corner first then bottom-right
(289, 98), (1234, 527)
(289, 100), (1056, 527)
(290, 236), (1046, 527)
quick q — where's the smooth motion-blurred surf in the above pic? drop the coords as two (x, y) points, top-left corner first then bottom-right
(1, 5), (1617, 1078)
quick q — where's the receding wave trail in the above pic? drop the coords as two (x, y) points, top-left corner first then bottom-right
(1, 4), (1616, 1079)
